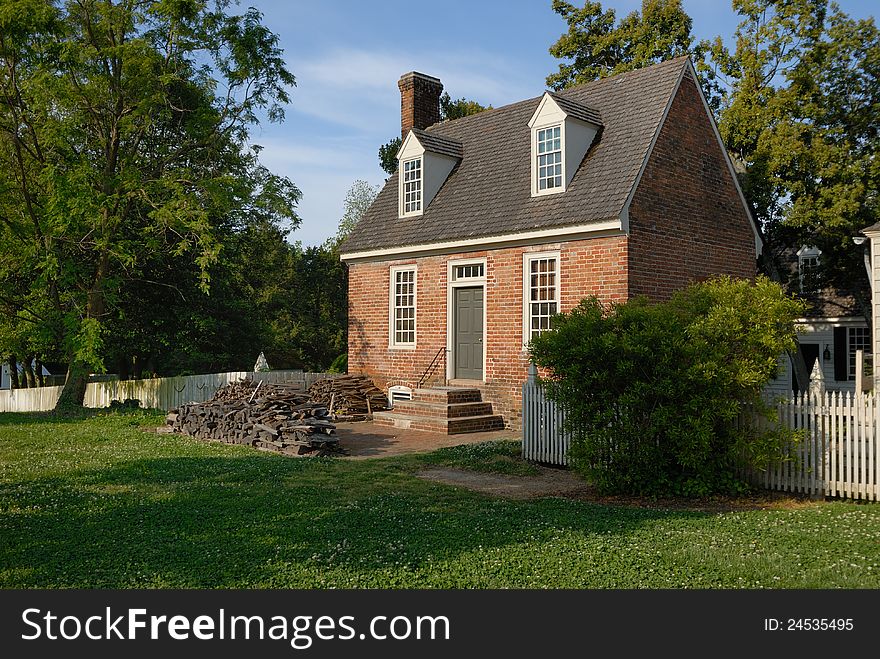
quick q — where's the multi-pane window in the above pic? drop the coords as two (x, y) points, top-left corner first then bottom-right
(526, 255), (559, 341)
(537, 126), (562, 191)
(799, 254), (820, 293)
(848, 327), (871, 380)
(453, 263), (484, 280)
(402, 158), (422, 214)
(392, 268), (416, 346)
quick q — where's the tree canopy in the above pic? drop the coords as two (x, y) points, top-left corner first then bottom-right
(546, 0), (696, 90)
(333, 179), (379, 246)
(0, 0), (300, 405)
(705, 0), (879, 313)
(547, 0), (879, 314)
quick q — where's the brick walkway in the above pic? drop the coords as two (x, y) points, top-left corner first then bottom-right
(334, 421), (518, 459)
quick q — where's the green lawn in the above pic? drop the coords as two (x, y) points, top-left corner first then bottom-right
(1, 410), (878, 588)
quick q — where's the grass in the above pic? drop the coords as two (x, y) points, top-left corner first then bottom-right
(1, 410), (879, 588)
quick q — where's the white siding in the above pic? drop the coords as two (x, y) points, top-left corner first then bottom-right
(563, 119), (599, 187)
(422, 152), (457, 208)
(767, 321), (865, 398)
(873, 236), (880, 388)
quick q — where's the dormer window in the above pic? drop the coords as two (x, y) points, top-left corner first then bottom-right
(528, 92), (602, 198)
(397, 128), (462, 218)
(537, 126), (563, 191)
(797, 246), (821, 293)
(402, 157), (422, 214)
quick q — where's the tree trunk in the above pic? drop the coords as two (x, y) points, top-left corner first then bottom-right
(23, 355), (36, 388)
(7, 355), (19, 389)
(56, 361), (90, 409)
(55, 265), (108, 409)
(34, 357), (45, 387)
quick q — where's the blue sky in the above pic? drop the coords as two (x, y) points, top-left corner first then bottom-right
(249, 0), (876, 246)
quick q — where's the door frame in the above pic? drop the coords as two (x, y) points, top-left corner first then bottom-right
(446, 258), (488, 383)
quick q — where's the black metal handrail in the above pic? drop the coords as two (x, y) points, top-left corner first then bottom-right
(418, 347), (447, 388)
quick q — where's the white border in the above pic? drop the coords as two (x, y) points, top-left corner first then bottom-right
(388, 264), (417, 349)
(446, 257), (488, 383)
(522, 250), (561, 347)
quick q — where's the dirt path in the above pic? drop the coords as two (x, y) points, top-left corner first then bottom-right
(417, 467), (818, 511)
(417, 467), (591, 500)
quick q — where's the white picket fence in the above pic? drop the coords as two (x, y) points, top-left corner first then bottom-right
(521, 377), (880, 501)
(521, 366), (571, 465)
(746, 391), (879, 501)
(0, 370), (334, 413)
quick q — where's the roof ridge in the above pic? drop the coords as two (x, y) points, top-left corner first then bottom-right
(427, 56), (689, 134)
(556, 55), (690, 97)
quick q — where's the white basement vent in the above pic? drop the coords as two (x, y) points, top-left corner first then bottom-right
(388, 385), (413, 407)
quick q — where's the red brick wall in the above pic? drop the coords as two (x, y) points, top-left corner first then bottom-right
(347, 237), (629, 428)
(627, 70), (757, 298)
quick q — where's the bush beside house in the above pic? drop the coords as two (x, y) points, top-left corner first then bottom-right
(529, 276), (804, 496)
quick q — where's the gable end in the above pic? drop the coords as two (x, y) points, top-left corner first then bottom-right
(625, 63), (759, 299)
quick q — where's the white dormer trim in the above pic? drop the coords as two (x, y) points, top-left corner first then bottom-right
(527, 93), (599, 198)
(397, 130), (459, 218)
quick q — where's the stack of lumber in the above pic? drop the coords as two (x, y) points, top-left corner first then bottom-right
(307, 374), (389, 420)
(165, 379), (345, 456)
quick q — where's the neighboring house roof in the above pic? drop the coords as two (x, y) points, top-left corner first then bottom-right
(341, 56), (697, 255)
(776, 245), (862, 319)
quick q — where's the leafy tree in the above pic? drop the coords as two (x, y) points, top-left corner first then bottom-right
(546, 0), (697, 90)
(0, 0), (299, 407)
(439, 91), (492, 121)
(333, 179), (379, 245)
(529, 277), (804, 496)
(377, 93), (490, 175)
(378, 138), (402, 177)
(705, 0), (878, 315)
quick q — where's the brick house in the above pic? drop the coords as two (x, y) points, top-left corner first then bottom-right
(339, 56), (761, 431)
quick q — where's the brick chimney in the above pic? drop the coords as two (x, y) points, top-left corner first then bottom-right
(398, 72), (443, 139)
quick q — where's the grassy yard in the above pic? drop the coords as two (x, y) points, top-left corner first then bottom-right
(1, 410), (878, 589)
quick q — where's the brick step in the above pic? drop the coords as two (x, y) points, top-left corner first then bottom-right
(412, 387), (483, 404)
(372, 411), (505, 435)
(390, 400), (494, 419)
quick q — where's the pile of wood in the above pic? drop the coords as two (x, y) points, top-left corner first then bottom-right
(165, 379), (346, 456)
(307, 375), (389, 420)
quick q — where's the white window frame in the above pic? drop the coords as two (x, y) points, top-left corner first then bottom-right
(847, 326), (871, 380)
(446, 257), (488, 382)
(389, 265), (417, 349)
(522, 250), (561, 346)
(531, 123), (565, 197)
(400, 157), (423, 217)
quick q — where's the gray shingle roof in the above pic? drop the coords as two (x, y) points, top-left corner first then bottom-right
(409, 128), (464, 159)
(341, 56), (688, 255)
(546, 92), (603, 126)
(777, 245), (863, 319)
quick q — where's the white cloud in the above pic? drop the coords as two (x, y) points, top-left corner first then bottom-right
(289, 46), (535, 131)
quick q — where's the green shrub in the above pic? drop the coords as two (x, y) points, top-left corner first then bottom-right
(529, 276), (804, 497)
(328, 353), (348, 374)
